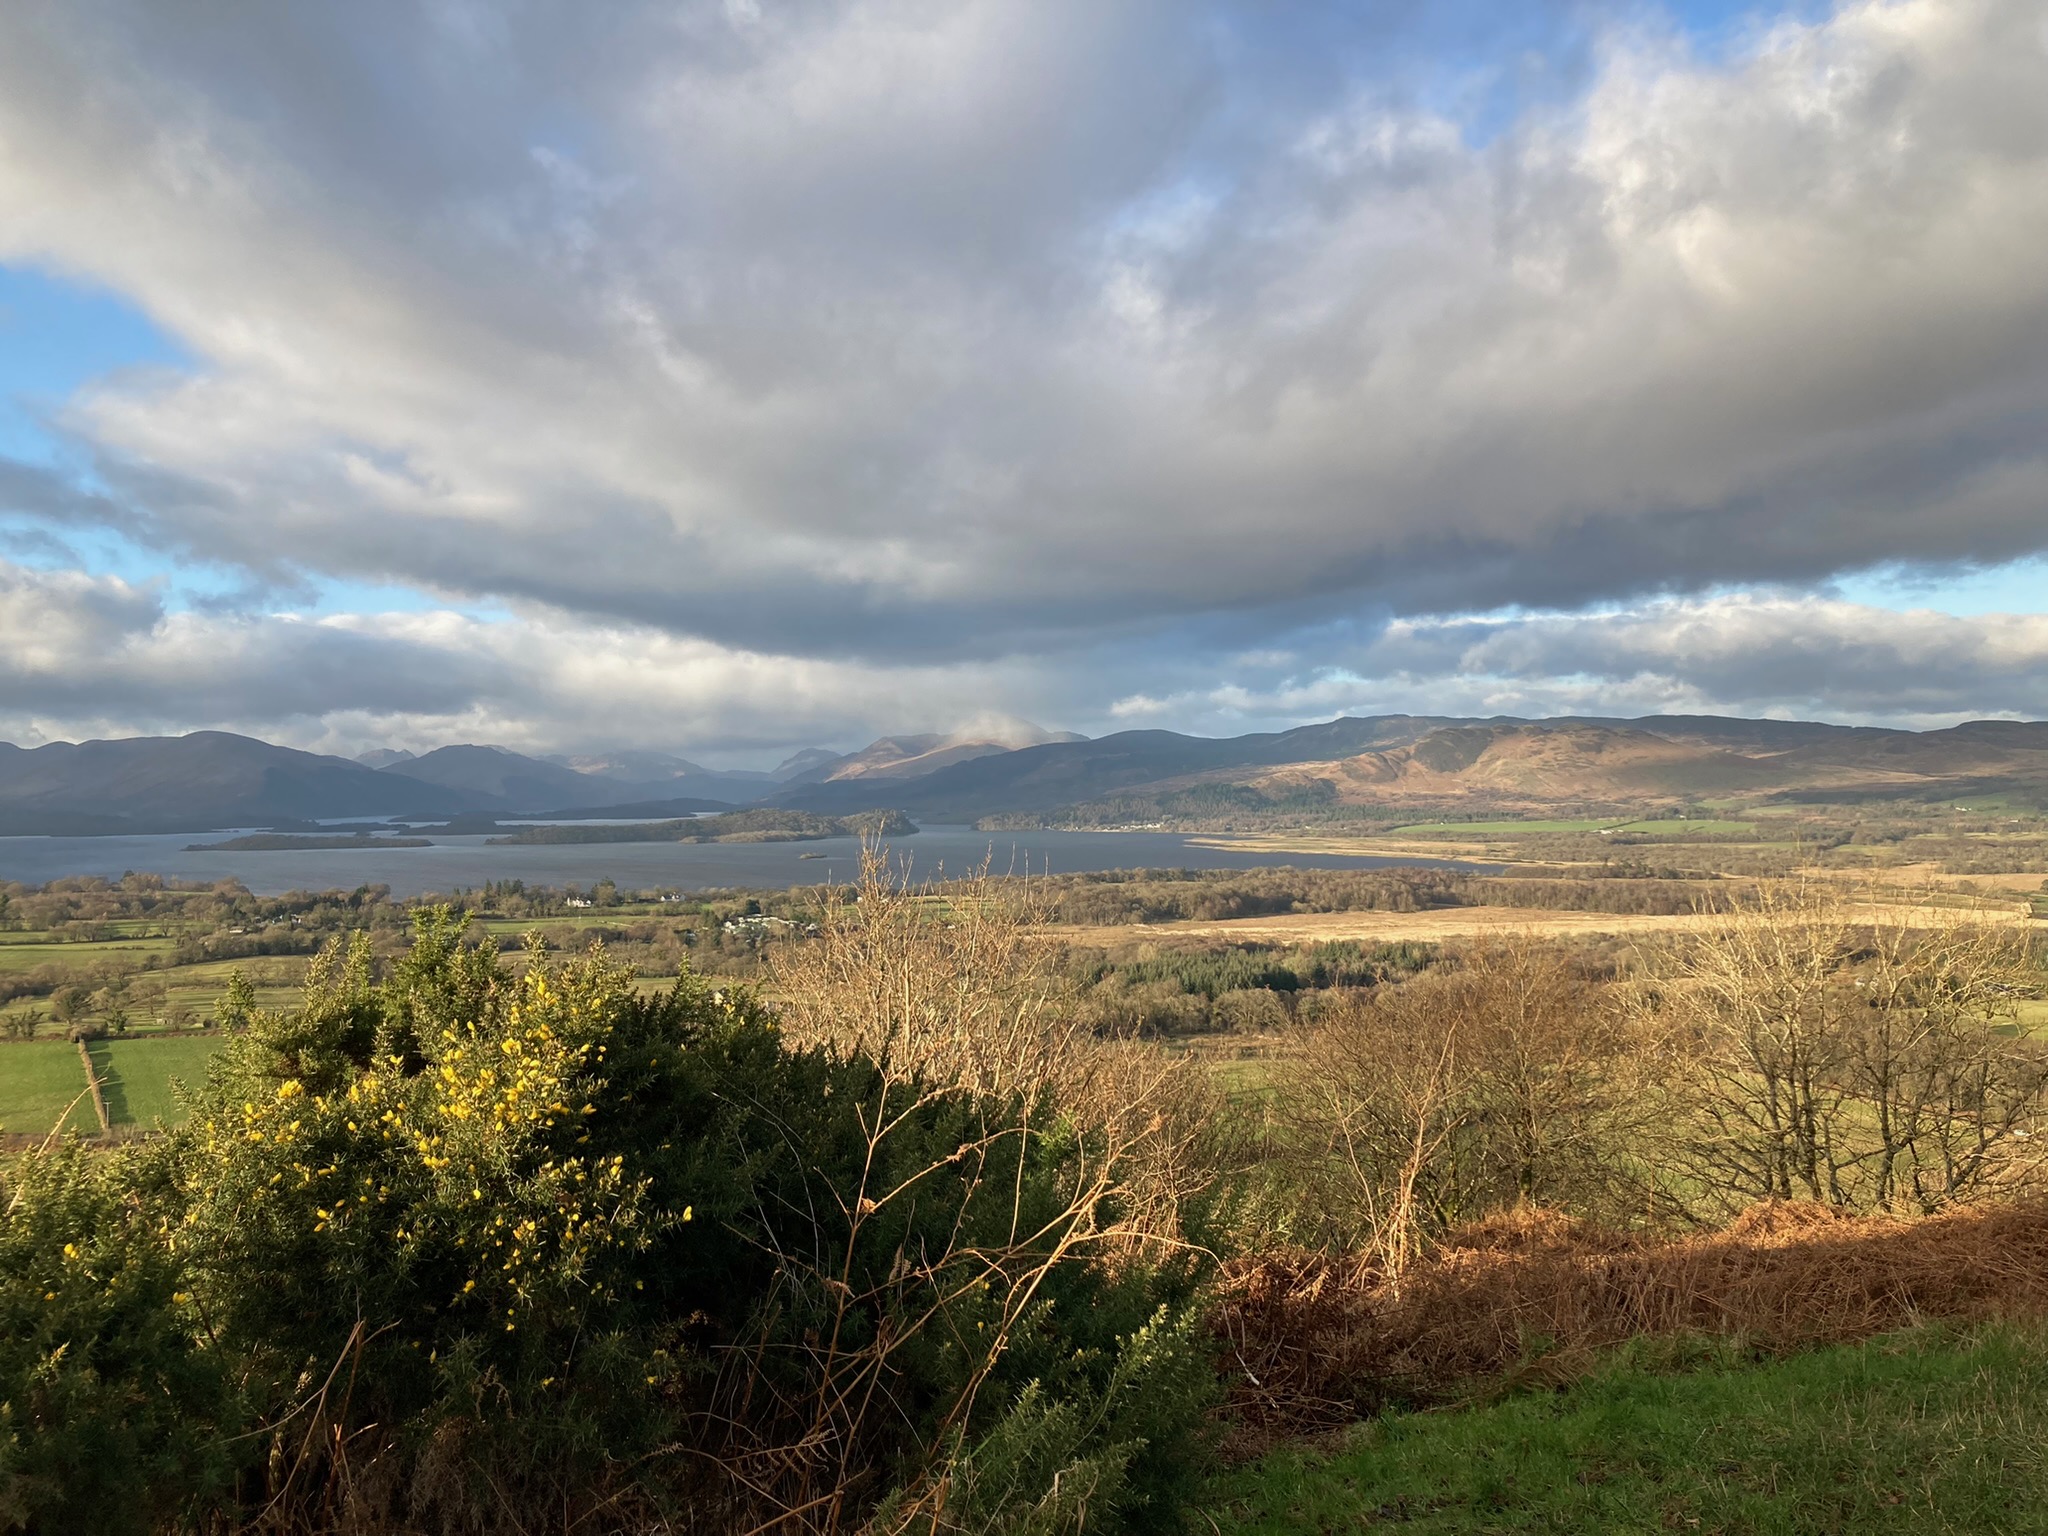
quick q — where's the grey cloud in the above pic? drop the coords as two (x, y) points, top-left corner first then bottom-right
(0, 1), (2045, 698)
(0, 564), (494, 726)
(0, 455), (129, 532)
(0, 561), (1062, 758)
(1125, 596), (2048, 734)
(5, 560), (2041, 760)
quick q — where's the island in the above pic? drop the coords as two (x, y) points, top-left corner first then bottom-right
(486, 808), (916, 846)
(185, 832), (434, 851)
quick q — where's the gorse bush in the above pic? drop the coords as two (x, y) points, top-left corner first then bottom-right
(0, 1142), (230, 1534)
(0, 911), (1214, 1535)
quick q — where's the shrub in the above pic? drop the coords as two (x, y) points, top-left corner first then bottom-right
(0, 1143), (230, 1535)
(1643, 884), (2048, 1216)
(3, 907), (1216, 1533)
(1276, 937), (1658, 1265)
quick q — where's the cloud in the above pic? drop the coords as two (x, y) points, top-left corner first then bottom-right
(3, 562), (2041, 759)
(1122, 595), (2048, 733)
(0, 560), (1054, 758)
(0, 0), (2045, 742)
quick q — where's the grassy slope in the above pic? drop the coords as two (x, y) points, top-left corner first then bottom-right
(1208, 1326), (2048, 1535)
(1391, 819), (1619, 834)
(0, 1040), (96, 1136)
(0, 936), (181, 972)
(91, 1036), (224, 1127)
(1390, 817), (1760, 837)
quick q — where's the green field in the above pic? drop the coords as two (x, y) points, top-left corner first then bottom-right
(91, 1036), (224, 1127)
(0, 936), (181, 972)
(1208, 1325), (2048, 1534)
(0, 1040), (96, 1136)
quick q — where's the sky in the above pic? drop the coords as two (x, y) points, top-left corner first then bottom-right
(1, 0), (2046, 767)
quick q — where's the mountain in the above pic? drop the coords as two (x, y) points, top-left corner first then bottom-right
(772, 747), (846, 781)
(1235, 723), (1775, 805)
(773, 715), (2048, 821)
(550, 750), (703, 782)
(779, 722), (1091, 787)
(9, 716), (2048, 838)
(378, 745), (781, 811)
(0, 732), (473, 834)
(377, 745), (618, 809)
(354, 748), (416, 769)
(549, 750), (736, 783)
(771, 715), (1465, 817)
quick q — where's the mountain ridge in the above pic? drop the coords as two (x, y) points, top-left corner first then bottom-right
(4, 715), (2046, 836)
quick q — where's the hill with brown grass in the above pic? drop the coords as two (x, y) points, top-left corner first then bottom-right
(1226, 723), (1773, 808)
(1258, 718), (2048, 812)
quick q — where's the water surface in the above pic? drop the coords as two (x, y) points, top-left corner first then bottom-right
(0, 825), (1475, 897)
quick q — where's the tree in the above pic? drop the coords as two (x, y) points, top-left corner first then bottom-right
(1653, 884), (2048, 1215)
(215, 969), (258, 1033)
(1281, 935), (1656, 1269)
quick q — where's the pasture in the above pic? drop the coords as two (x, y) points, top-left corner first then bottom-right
(0, 1040), (97, 1137)
(90, 1036), (224, 1127)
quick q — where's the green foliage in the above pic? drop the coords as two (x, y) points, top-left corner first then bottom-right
(896, 1306), (1218, 1536)
(0, 911), (1214, 1533)
(1043, 866), (1710, 927)
(0, 1143), (230, 1536)
(1084, 941), (1437, 1001)
(1208, 1324), (2048, 1534)
(213, 967), (257, 1033)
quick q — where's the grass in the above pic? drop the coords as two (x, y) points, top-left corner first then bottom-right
(1205, 1053), (1283, 1099)
(2011, 999), (2048, 1036)
(90, 1036), (225, 1128)
(1612, 818), (1756, 836)
(1385, 815), (1781, 840)
(0, 1040), (96, 1137)
(1391, 819), (1619, 835)
(0, 936), (181, 972)
(1390, 817), (1761, 838)
(1207, 1324), (2048, 1535)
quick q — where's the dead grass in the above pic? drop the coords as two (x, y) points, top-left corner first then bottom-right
(1212, 1198), (2048, 1445)
(1056, 889), (2036, 949)
(1056, 907), (1730, 947)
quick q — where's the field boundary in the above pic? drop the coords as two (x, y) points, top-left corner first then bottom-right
(75, 1038), (110, 1134)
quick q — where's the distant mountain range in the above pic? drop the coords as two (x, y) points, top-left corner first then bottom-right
(774, 723), (1087, 786)
(766, 715), (2048, 821)
(1, 714), (2045, 837)
(0, 733), (474, 836)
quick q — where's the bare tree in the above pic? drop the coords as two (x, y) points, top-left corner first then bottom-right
(1280, 935), (1654, 1273)
(1651, 883), (2048, 1216)
(742, 842), (1213, 1531)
